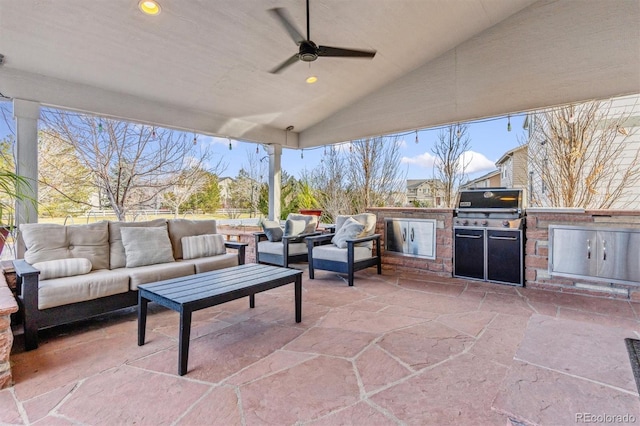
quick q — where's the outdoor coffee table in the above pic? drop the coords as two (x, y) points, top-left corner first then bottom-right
(137, 263), (303, 375)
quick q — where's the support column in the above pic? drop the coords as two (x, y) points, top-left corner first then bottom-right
(13, 99), (40, 257)
(266, 144), (282, 221)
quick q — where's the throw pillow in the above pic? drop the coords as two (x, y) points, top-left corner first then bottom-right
(120, 227), (175, 267)
(284, 219), (307, 237)
(262, 220), (283, 242)
(32, 258), (92, 280)
(331, 217), (365, 249)
(182, 234), (227, 259)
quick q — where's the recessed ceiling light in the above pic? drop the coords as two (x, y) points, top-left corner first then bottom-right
(306, 76), (318, 84)
(139, 0), (161, 16)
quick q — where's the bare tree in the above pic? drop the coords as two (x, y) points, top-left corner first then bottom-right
(40, 109), (216, 221)
(432, 124), (471, 208)
(310, 146), (351, 220)
(527, 97), (640, 208)
(162, 167), (211, 217)
(347, 136), (407, 212)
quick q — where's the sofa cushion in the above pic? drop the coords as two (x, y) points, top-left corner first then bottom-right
(312, 244), (372, 262)
(258, 240), (307, 256)
(21, 222), (110, 270)
(332, 217), (365, 249)
(287, 213), (318, 233)
(126, 262), (195, 290)
(38, 268), (131, 309)
(182, 234), (226, 259)
(178, 253), (239, 274)
(168, 219), (217, 260)
(120, 226), (175, 268)
(261, 220), (283, 242)
(32, 258), (92, 280)
(109, 219), (167, 269)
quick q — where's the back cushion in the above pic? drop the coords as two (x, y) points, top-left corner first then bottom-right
(21, 222), (110, 270)
(286, 213), (318, 233)
(167, 219), (217, 259)
(109, 219), (167, 269)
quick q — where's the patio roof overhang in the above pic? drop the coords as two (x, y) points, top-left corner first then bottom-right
(0, 0), (638, 149)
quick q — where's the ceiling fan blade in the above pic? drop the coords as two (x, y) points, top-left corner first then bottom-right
(268, 8), (305, 45)
(269, 54), (300, 74)
(317, 46), (376, 58)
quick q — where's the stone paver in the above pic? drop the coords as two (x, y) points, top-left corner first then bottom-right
(2, 270), (640, 425)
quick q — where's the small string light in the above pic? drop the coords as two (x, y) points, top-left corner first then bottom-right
(456, 125), (461, 138)
(414, 130), (419, 144)
(193, 133), (197, 145)
(323, 146), (327, 155)
(151, 127), (156, 138)
(98, 121), (103, 133)
(301, 149), (304, 159)
(256, 145), (259, 154)
(507, 115), (512, 132)
(228, 138), (232, 150)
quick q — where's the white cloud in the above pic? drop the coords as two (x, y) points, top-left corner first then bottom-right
(200, 135), (237, 148)
(401, 150), (495, 174)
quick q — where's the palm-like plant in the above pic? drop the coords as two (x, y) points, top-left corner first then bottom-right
(0, 170), (34, 256)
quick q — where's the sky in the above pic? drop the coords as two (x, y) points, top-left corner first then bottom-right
(1, 99), (525, 184)
(198, 113), (526, 182)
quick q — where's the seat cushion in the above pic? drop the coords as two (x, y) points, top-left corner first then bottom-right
(126, 262), (195, 290)
(312, 245), (372, 262)
(178, 253), (239, 274)
(38, 268), (131, 310)
(258, 241), (308, 256)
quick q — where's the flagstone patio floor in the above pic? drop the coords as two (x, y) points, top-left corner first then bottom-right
(1, 267), (639, 425)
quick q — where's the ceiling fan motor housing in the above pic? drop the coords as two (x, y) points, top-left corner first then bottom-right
(299, 41), (318, 62)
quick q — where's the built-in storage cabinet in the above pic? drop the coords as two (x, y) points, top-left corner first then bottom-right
(549, 225), (640, 285)
(385, 218), (436, 259)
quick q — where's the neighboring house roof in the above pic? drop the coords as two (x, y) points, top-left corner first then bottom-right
(496, 144), (528, 166)
(406, 179), (442, 190)
(462, 169), (500, 188)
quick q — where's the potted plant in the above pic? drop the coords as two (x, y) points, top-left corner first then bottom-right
(0, 170), (33, 257)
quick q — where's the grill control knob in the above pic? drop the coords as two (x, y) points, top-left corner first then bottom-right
(502, 220), (510, 227)
(481, 220), (488, 226)
(462, 220), (469, 226)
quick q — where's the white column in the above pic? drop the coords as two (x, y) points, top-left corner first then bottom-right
(266, 144), (282, 221)
(13, 99), (40, 256)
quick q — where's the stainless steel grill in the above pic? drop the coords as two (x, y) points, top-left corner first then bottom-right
(453, 188), (525, 286)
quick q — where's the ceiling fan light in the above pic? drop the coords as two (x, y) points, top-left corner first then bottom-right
(139, 0), (161, 16)
(306, 76), (318, 84)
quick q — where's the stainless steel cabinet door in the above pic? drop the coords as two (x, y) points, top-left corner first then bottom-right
(407, 221), (436, 258)
(596, 231), (640, 282)
(550, 228), (598, 277)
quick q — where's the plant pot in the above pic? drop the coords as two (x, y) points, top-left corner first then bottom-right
(0, 226), (9, 256)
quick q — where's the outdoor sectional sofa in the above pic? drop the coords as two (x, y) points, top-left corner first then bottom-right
(13, 218), (247, 350)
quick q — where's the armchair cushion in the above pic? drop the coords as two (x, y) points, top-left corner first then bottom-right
(284, 219), (307, 238)
(287, 213), (318, 233)
(312, 244), (372, 262)
(261, 220), (283, 242)
(258, 240), (308, 256)
(181, 234), (226, 259)
(331, 217), (365, 249)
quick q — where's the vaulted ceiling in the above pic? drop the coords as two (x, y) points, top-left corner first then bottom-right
(1, 0), (638, 150)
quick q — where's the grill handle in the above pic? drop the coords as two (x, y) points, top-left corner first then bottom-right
(488, 235), (518, 241)
(456, 207), (520, 214)
(455, 233), (482, 239)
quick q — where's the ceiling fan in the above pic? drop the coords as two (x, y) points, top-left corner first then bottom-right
(268, 0), (377, 74)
